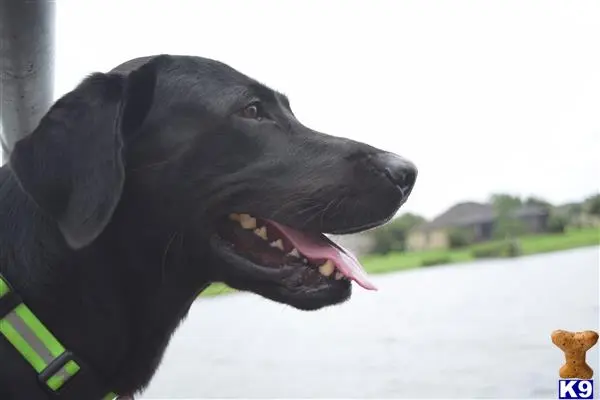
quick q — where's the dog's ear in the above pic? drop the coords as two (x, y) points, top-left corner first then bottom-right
(9, 62), (157, 249)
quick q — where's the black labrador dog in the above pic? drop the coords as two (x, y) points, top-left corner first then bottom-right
(0, 55), (417, 399)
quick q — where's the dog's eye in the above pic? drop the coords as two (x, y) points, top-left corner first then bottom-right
(240, 102), (264, 120)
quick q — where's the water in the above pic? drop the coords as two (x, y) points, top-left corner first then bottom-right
(143, 247), (599, 399)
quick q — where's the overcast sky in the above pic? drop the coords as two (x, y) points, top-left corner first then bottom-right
(54, 0), (599, 219)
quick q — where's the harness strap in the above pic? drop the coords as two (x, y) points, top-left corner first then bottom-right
(0, 275), (118, 399)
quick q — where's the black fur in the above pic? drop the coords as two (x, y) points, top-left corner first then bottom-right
(0, 55), (417, 399)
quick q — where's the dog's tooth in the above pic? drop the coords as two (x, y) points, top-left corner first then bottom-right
(254, 226), (268, 240)
(318, 260), (335, 277)
(335, 271), (344, 280)
(288, 248), (301, 258)
(239, 214), (257, 229)
(229, 213), (241, 221)
(269, 239), (284, 250)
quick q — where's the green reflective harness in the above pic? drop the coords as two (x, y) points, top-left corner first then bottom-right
(0, 275), (118, 399)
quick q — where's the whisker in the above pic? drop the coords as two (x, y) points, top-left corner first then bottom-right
(271, 196), (319, 221)
(319, 198), (338, 227)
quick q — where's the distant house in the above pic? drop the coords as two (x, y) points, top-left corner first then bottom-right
(406, 202), (550, 251)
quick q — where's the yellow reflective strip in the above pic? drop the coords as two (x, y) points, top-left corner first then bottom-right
(65, 359), (80, 376)
(0, 317), (47, 372)
(1, 277), (116, 397)
(46, 373), (64, 391)
(14, 304), (65, 358)
(44, 360), (80, 391)
(0, 278), (9, 298)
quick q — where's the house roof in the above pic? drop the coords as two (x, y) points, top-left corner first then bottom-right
(412, 202), (549, 232)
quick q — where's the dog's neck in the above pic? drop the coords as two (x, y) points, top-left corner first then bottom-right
(0, 171), (212, 395)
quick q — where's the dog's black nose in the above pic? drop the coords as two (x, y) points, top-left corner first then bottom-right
(370, 152), (418, 197)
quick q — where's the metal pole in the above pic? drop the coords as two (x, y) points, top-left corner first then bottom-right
(0, 0), (55, 159)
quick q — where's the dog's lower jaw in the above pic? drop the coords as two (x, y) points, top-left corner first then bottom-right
(209, 239), (353, 311)
(218, 274), (352, 311)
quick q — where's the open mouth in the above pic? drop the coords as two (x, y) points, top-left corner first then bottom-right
(213, 213), (377, 292)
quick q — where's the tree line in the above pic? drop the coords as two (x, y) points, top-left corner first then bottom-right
(369, 193), (600, 255)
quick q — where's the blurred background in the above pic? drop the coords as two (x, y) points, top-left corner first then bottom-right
(3, 0), (600, 398)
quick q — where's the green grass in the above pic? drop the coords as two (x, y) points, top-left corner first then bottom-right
(360, 248), (472, 273)
(518, 227), (600, 255)
(200, 282), (236, 297)
(362, 227), (599, 274)
(198, 227), (599, 298)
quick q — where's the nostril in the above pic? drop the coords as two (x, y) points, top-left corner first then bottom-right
(370, 152), (418, 195)
(384, 167), (417, 189)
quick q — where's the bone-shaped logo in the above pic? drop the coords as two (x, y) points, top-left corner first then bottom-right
(551, 329), (599, 379)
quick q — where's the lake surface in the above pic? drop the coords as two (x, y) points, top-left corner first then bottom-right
(143, 247), (599, 399)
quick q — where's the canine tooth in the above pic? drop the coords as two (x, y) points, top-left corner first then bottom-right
(254, 226), (268, 240)
(335, 271), (344, 280)
(288, 248), (301, 258)
(239, 214), (257, 229)
(318, 260), (335, 277)
(269, 239), (284, 250)
(229, 213), (241, 221)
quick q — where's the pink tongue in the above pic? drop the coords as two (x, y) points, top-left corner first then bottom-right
(268, 221), (377, 291)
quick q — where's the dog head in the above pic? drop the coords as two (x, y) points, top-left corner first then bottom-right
(9, 55), (417, 311)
